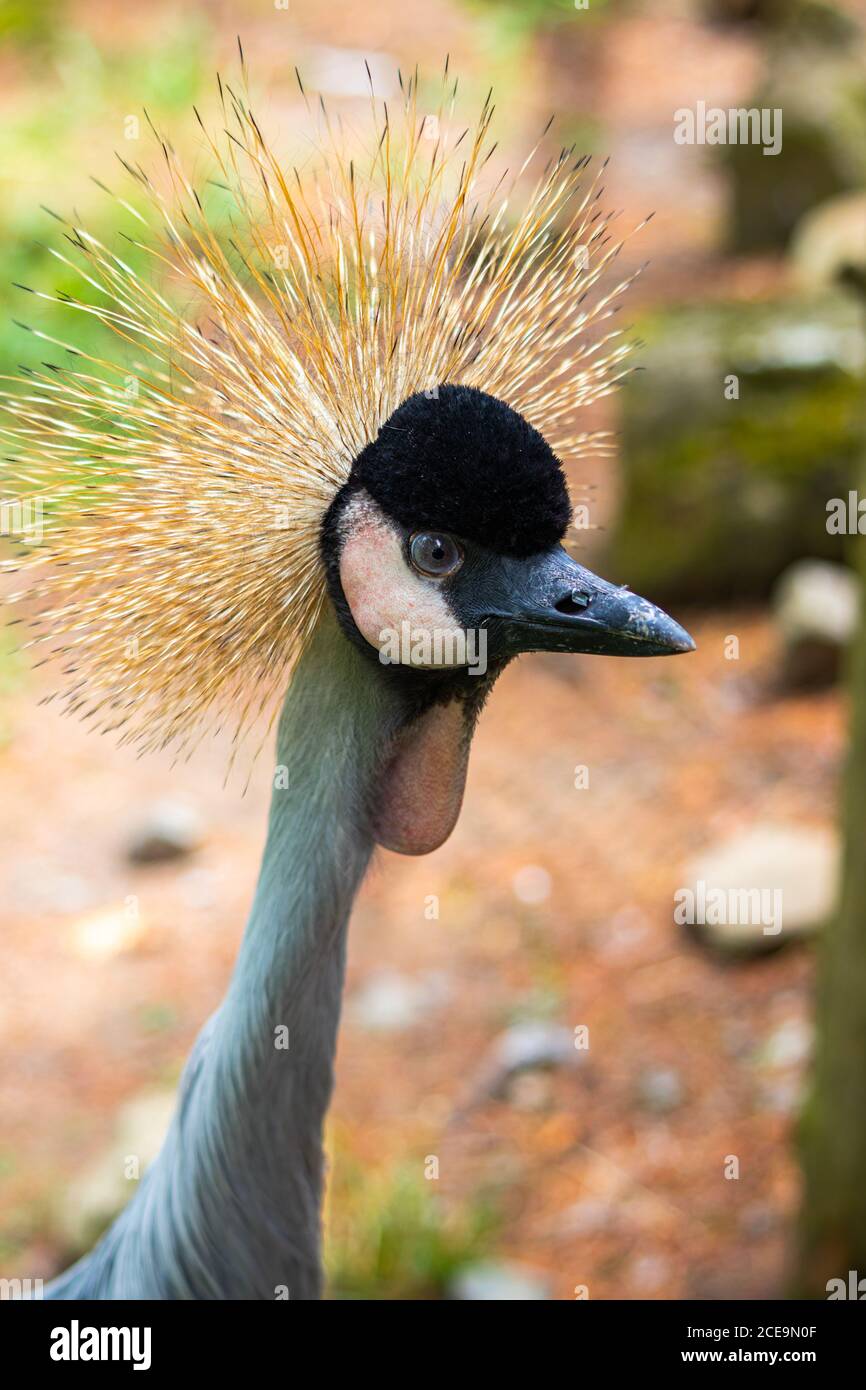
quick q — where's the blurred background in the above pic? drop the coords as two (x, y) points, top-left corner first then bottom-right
(2, 0), (866, 1300)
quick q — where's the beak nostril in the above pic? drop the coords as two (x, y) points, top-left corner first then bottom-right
(555, 588), (592, 617)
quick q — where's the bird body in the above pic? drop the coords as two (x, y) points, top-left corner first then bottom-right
(2, 63), (695, 1299)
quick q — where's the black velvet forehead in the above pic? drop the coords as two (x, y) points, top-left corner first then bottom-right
(348, 384), (572, 557)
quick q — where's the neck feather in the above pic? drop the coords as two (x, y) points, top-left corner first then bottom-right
(51, 613), (406, 1300)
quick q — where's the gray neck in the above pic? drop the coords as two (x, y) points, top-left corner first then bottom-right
(51, 613), (405, 1300)
(199, 612), (401, 1296)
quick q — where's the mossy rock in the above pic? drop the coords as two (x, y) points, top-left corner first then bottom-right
(703, 0), (860, 46)
(723, 42), (866, 251)
(606, 294), (865, 604)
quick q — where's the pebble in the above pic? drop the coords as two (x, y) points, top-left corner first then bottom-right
(450, 1260), (551, 1301)
(126, 801), (205, 864)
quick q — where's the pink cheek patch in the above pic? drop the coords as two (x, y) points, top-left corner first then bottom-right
(339, 510), (459, 662)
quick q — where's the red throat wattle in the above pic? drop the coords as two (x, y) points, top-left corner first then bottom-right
(373, 701), (472, 856)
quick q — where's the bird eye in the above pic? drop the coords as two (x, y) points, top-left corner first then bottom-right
(409, 532), (464, 579)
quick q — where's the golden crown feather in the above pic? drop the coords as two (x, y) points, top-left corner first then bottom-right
(0, 57), (640, 760)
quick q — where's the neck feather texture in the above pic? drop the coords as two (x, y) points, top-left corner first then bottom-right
(48, 612), (406, 1300)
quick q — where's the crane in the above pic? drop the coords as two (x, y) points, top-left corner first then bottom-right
(2, 65), (694, 1299)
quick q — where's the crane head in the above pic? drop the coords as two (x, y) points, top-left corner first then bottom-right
(320, 384), (694, 854)
(6, 68), (693, 775)
(322, 383), (693, 671)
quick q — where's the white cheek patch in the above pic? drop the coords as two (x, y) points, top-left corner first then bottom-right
(338, 495), (465, 668)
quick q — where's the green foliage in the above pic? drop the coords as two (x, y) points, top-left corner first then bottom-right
(138, 1004), (179, 1035)
(503, 984), (565, 1025)
(1, 207), (144, 376)
(325, 1150), (500, 1300)
(558, 115), (605, 158)
(797, 436), (866, 1293)
(463, 0), (616, 34)
(109, 20), (209, 113)
(0, 0), (69, 50)
(0, 17), (222, 508)
(0, 13), (211, 362)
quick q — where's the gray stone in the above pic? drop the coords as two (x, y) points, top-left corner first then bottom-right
(350, 969), (449, 1033)
(756, 1075), (806, 1115)
(306, 46), (399, 99)
(8, 862), (94, 915)
(126, 800), (204, 864)
(755, 1017), (813, 1070)
(739, 1202), (778, 1238)
(558, 1198), (618, 1236)
(636, 1066), (685, 1114)
(474, 1021), (579, 1101)
(792, 193), (866, 294)
(773, 559), (859, 688)
(681, 824), (838, 953)
(450, 1260), (550, 1301)
(628, 1252), (671, 1294)
(57, 1088), (176, 1253)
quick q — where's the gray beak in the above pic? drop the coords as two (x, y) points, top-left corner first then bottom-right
(472, 546), (695, 658)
